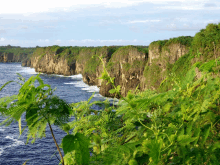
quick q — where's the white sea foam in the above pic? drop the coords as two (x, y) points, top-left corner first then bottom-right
(64, 80), (100, 93)
(5, 136), (25, 147)
(81, 86), (100, 93)
(51, 74), (82, 80)
(64, 82), (75, 85)
(73, 81), (89, 88)
(93, 94), (103, 98)
(70, 74), (83, 80)
(19, 67), (38, 75)
(0, 128), (5, 132)
(0, 135), (25, 156)
(0, 148), (3, 156)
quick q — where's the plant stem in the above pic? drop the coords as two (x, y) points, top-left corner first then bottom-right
(48, 122), (64, 165)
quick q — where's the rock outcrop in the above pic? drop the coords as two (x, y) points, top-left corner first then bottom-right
(100, 46), (147, 97)
(76, 46), (115, 86)
(0, 46), (35, 63)
(19, 37), (193, 98)
(32, 54), (75, 76)
(142, 38), (192, 90)
(0, 52), (28, 62)
(149, 43), (190, 66)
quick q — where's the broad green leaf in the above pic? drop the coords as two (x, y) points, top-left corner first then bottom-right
(62, 134), (77, 155)
(62, 133), (90, 165)
(109, 89), (116, 94)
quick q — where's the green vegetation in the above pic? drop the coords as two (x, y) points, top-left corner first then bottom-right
(144, 23), (220, 93)
(165, 36), (193, 47)
(1, 58), (220, 164)
(106, 45), (148, 74)
(191, 23), (220, 61)
(149, 40), (168, 51)
(144, 61), (162, 89)
(0, 45), (35, 56)
(0, 45), (35, 62)
(0, 23), (220, 165)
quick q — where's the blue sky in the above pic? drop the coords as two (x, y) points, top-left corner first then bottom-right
(0, 0), (219, 47)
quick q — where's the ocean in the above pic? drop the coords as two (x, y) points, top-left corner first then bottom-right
(0, 63), (112, 165)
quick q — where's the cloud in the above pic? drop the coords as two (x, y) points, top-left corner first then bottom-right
(0, 0), (209, 14)
(203, 3), (217, 7)
(157, 22), (205, 31)
(126, 19), (161, 24)
(69, 39), (138, 43)
(38, 39), (50, 42)
(0, 37), (5, 41)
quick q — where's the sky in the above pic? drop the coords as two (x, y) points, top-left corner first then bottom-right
(0, 0), (219, 47)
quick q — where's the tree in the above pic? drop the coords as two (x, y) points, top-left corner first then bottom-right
(0, 73), (71, 165)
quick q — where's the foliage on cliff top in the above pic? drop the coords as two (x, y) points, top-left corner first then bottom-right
(149, 40), (168, 51)
(171, 23), (220, 79)
(144, 23), (220, 93)
(165, 36), (193, 47)
(190, 23), (220, 60)
(83, 46), (119, 75)
(111, 45), (148, 57)
(149, 36), (193, 52)
(0, 46), (35, 56)
(106, 45), (148, 73)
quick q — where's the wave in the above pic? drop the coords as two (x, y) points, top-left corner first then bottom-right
(19, 66), (117, 103)
(0, 135), (25, 156)
(18, 67), (38, 75)
(64, 80), (100, 93)
(5, 136), (25, 147)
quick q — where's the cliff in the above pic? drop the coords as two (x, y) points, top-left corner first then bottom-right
(0, 46), (35, 63)
(100, 46), (147, 97)
(76, 46), (117, 86)
(20, 23), (220, 98)
(21, 42), (188, 97)
(143, 36), (193, 90)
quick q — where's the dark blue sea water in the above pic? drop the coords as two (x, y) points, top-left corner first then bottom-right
(0, 63), (113, 165)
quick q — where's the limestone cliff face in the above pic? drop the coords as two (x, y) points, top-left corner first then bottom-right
(20, 42), (190, 98)
(76, 46), (115, 87)
(28, 54), (75, 76)
(0, 52), (28, 62)
(100, 46), (147, 97)
(21, 57), (32, 67)
(75, 49), (94, 85)
(149, 43), (189, 66)
(142, 42), (190, 90)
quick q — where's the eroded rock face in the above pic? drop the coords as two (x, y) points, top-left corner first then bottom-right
(149, 43), (190, 66)
(75, 47), (113, 87)
(23, 43), (190, 98)
(0, 53), (28, 63)
(142, 43), (190, 90)
(100, 46), (147, 97)
(29, 54), (75, 76)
